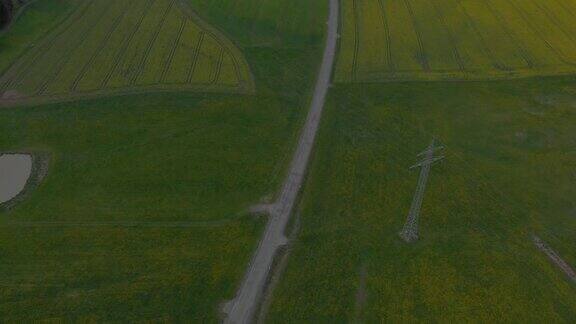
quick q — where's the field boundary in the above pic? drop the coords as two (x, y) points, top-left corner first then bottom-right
(0, 219), (243, 228)
(0, 82), (249, 108)
(343, 65), (576, 84)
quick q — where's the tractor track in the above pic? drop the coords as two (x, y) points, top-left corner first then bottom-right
(36, 0), (112, 95)
(129, 0), (176, 86)
(403, 0), (430, 71)
(99, 0), (155, 90)
(186, 32), (205, 84)
(70, 0), (135, 92)
(376, 0), (394, 73)
(159, 17), (187, 83)
(485, 0), (535, 69)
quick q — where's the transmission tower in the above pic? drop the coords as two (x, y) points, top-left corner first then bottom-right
(399, 138), (444, 243)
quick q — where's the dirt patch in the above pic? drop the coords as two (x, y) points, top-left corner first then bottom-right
(515, 131), (528, 143)
(249, 203), (274, 215)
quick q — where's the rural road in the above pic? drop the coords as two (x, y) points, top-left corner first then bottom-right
(223, 0), (340, 323)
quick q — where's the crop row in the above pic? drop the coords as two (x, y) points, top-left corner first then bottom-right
(0, 0), (95, 93)
(0, 0), (248, 102)
(336, 0), (576, 82)
(130, 0), (176, 86)
(38, 0), (120, 95)
(69, 0), (134, 92)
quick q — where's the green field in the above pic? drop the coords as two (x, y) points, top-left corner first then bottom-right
(267, 78), (576, 322)
(0, 0), (326, 320)
(0, 0), (253, 106)
(189, 0), (327, 45)
(337, 0), (576, 82)
(4, 0), (575, 321)
(0, 0), (75, 73)
(266, 1), (576, 321)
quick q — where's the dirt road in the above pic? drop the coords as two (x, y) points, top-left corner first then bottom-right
(223, 0), (340, 322)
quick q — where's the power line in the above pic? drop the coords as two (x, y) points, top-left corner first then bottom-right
(399, 138), (444, 243)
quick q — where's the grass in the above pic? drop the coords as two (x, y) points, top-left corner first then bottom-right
(0, 0), (326, 321)
(0, 221), (264, 322)
(336, 0), (576, 82)
(0, 0), (253, 106)
(0, 89), (299, 223)
(188, 0), (327, 46)
(267, 77), (576, 322)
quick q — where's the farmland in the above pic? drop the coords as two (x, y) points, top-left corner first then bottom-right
(3, 0), (576, 321)
(265, 1), (576, 321)
(0, 0), (253, 106)
(0, 0), (326, 321)
(266, 78), (576, 321)
(189, 0), (327, 45)
(337, 0), (576, 82)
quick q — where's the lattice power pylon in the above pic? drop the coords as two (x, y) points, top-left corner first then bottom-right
(399, 138), (444, 243)
(533, 235), (576, 283)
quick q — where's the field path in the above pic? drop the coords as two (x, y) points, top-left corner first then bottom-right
(223, 0), (340, 322)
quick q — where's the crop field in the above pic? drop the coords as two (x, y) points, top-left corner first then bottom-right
(0, 0), (326, 320)
(0, 0), (252, 106)
(336, 0), (576, 82)
(267, 79), (576, 322)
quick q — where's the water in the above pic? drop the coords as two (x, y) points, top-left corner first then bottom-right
(0, 154), (32, 203)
